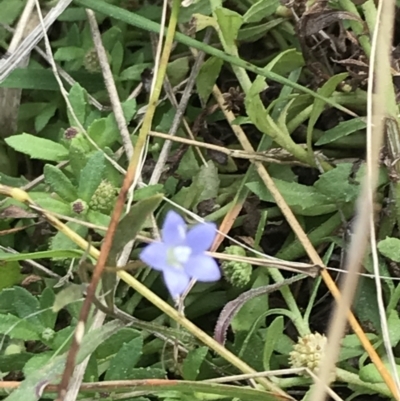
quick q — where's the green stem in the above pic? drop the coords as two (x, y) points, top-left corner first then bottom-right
(73, 0), (356, 115)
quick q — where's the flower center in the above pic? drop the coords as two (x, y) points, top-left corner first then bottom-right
(167, 246), (192, 269)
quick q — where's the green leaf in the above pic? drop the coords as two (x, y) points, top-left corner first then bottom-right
(88, 118), (118, 148)
(120, 63), (152, 81)
(246, 178), (335, 216)
(387, 310), (400, 347)
(378, 237), (400, 262)
(11, 287), (44, 330)
(0, 314), (40, 340)
(127, 368), (165, 379)
(313, 163), (360, 204)
(0, 0), (24, 24)
(44, 164), (78, 202)
(176, 147), (200, 179)
(238, 18), (284, 42)
(5, 134), (68, 162)
(307, 73), (348, 151)
(96, 328), (142, 360)
(67, 83), (87, 127)
(243, 0), (279, 23)
(111, 41), (124, 75)
(0, 249), (83, 262)
(359, 362), (400, 384)
(263, 316), (283, 370)
(167, 57), (190, 87)
(0, 261), (22, 290)
(69, 140), (90, 178)
(103, 194), (163, 307)
(54, 46), (85, 61)
(195, 161), (220, 203)
(105, 336), (143, 380)
(78, 151), (106, 202)
(196, 57), (223, 104)
(214, 8), (243, 47)
(39, 288), (57, 329)
(182, 347), (208, 380)
(50, 222), (88, 256)
(34, 104), (58, 133)
(315, 118), (367, 146)
(232, 270), (269, 332)
(52, 284), (84, 312)
(132, 184), (164, 201)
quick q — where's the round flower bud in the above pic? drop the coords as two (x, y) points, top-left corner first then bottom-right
(64, 127), (79, 140)
(289, 333), (334, 380)
(221, 245), (252, 287)
(41, 327), (55, 341)
(89, 180), (118, 214)
(71, 199), (88, 215)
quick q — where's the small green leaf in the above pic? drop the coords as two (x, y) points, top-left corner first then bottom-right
(132, 184), (164, 201)
(387, 310), (400, 347)
(39, 288), (57, 329)
(307, 73), (348, 151)
(50, 222), (88, 256)
(315, 118), (367, 146)
(176, 147), (200, 179)
(0, 249), (83, 262)
(243, 0), (279, 23)
(67, 83), (87, 126)
(105, 336), (143, 380)
(359, 362), (400, 383)
(196, 161), (220, 203)
(34, 104), (57, 133)
(313, 163), (359, 204)
(11, 287), (43, 330)
(111, 41), (124, 75)
(5, 134), (68, 162)
(120, 63), (152, 81)
(52, 284), (84, 312)
(96, 328), (142, 360)
(69, 141), (90, 178)
(28, 194), (71, 216)
(167, 57), (189, 87)
(263, 316), (283, 370)
(182, 347), (208, 380)
(0, 261), (22, 290)
(44, 164), (78, 202)
(378, 237), (400, 262)
(196, 56), (223, 104)
(214, 8), (243, 46)
(54, 46), (85, 61)
(78, 151), (105, 202)
(0, 0), (24, 24)
(0, 314), (40, 340)
(247, 178), (335, 216)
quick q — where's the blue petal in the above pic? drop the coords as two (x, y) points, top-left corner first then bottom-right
(185, 222), (217, 254)
(163, 268), (191, 299)
(139, 242), (169, 271)
(162, 210), (186, 246)
(184, 255), (221, 282)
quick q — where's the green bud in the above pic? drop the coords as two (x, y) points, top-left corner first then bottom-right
(71, 199), (88, 215)
(221, 245), (252, 287)
(89, 180), (118, 214)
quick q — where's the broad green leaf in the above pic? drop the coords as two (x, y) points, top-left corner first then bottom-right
(67, 83), (87, 127)
(120, 63), (152, 81)
(243, 0), (279, 23)
(52, 284), (84, 312)
(0, 353), (33, 372)
(196, 56), (223, 105)
(263, 316), (283, 370)
(0, 0), (24, 24)
(388, 310), (400, 347)
(359, 362), (400, 384)
(338, 333), (377, 362)
(5, 134), (68, 162)
(214, 8), (243, 47)
(54, 46), (85, 61)
(132, 184), (164, 201)
(44, 164), (78, 202)
(176, 147), (200, 179)
(247, 178), (335, 216)
(315, 118), (367, 146)
(378, 237), (400, 262)
(78, 151), (105, 202)
(0, 261), (22, 290)
(103, 194), (163, 307)
(307, 73), (348, 152)
(232, 270), (269, 332)
(167, 57), (190, 87)
(96, 328), (142, 360)
(196, 161), (220, 203)
(0, 314), (40, 340)
(34, 104), (58, 133)
(30, 194), (71, 216)
(69, 141), (90, 178)
(11, 287), (44, 330)
(39, 288), (57, 329)
(182, 347), (208, 380)
(105, 336), (143, 380)
(50, 222), (88, 256)
(313, 163), (360, 204)
(88, 118), (118, 148)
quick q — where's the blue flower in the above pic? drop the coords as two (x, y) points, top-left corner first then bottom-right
(139, 210), (221, 299)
